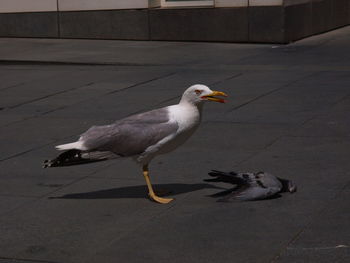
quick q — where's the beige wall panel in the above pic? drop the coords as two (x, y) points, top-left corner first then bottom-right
(160, 0), (213, 7)
(0, 0), (57, 13)
(215, 0), (248, 7)
(149, 0), (161, 8)
(58, 0), (148, 11)
(249, 0), (283, 6)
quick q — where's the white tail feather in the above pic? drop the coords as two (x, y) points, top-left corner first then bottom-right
(55, 141), (84, 151)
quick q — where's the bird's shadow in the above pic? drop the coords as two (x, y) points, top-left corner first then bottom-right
(49, 183), (224, 199)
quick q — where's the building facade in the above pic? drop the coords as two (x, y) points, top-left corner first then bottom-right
(0, 0), (349, 43)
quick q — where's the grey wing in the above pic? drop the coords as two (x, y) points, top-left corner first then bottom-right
(80, 107), (178, 156)
(258, 172), (283, 190)
(220, 184), (281, 201)
(120, 107), (171, 124)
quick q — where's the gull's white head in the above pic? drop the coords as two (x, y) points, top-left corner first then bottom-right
(180, 84), (228, 106)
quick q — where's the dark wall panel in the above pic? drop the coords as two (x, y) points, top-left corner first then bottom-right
(285, 3), (312, 43)
(149, 8), (248, 42)
(331, 0), (350, 28)
(59, 10), (149, 40)
(312, 0), (333, 34)
(249, 6), (285, 43)
(0, 12), (58, 38)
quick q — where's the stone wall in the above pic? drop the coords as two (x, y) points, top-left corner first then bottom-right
(0, 0), (349, 43)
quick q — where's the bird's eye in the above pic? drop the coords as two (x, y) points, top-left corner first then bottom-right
(195, 89), (202, 95)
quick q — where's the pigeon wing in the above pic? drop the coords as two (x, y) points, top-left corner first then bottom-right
(219, 184), (281, 201)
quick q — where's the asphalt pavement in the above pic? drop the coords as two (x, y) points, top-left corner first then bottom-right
(0, 26), (350, 263)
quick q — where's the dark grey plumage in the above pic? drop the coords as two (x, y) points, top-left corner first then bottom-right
(80, 107), (178, 156)
(43, 107), (179, 168)
(205, 170), (297, 202)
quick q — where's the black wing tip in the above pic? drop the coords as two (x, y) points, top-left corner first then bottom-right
(42, 156), (108, 169)
(208, 170), (238, 179)
(208, 170), (224, 177)
(204, 178), (223, 182)
(42, 159), (61, 168)
(208, 170), (238, 175)
(206, 170), (246, 186)
(42, 159), (51, 168)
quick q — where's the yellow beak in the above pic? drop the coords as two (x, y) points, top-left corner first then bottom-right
(201, 91), (228, 103)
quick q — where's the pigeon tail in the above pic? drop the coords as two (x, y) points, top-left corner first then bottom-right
(206, 170), (245, 184)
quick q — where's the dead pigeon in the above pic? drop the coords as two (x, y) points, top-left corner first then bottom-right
(205, 170), (297, 202)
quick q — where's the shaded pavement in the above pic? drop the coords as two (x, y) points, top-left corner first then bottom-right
(0, 26), (350, 263)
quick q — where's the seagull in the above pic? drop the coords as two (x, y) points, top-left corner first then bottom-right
(205, 170), (297, 201)
(43, 84), (228, 204)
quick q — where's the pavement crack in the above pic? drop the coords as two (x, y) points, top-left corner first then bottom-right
(209, 73), (243, 86)
(0, 82), (24, 91)
(0, 148), (43, 162)
(7, 82), (95, 109)
(0, 71), (178, 162)
(0, 72), (177, 128)
(285, 91), (350, 137)
(270, 180), (350, 262)
(287, 244), (349, 251)
(91, 196), (180, 259)
(0, 133), (76, 162)
(44, 162), (116, 199)
(106, 71), (177, 95)
(228, 72), (320, 112)
(0, 162), (114, 218)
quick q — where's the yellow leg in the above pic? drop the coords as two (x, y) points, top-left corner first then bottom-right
(143, 165), (174, 204)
